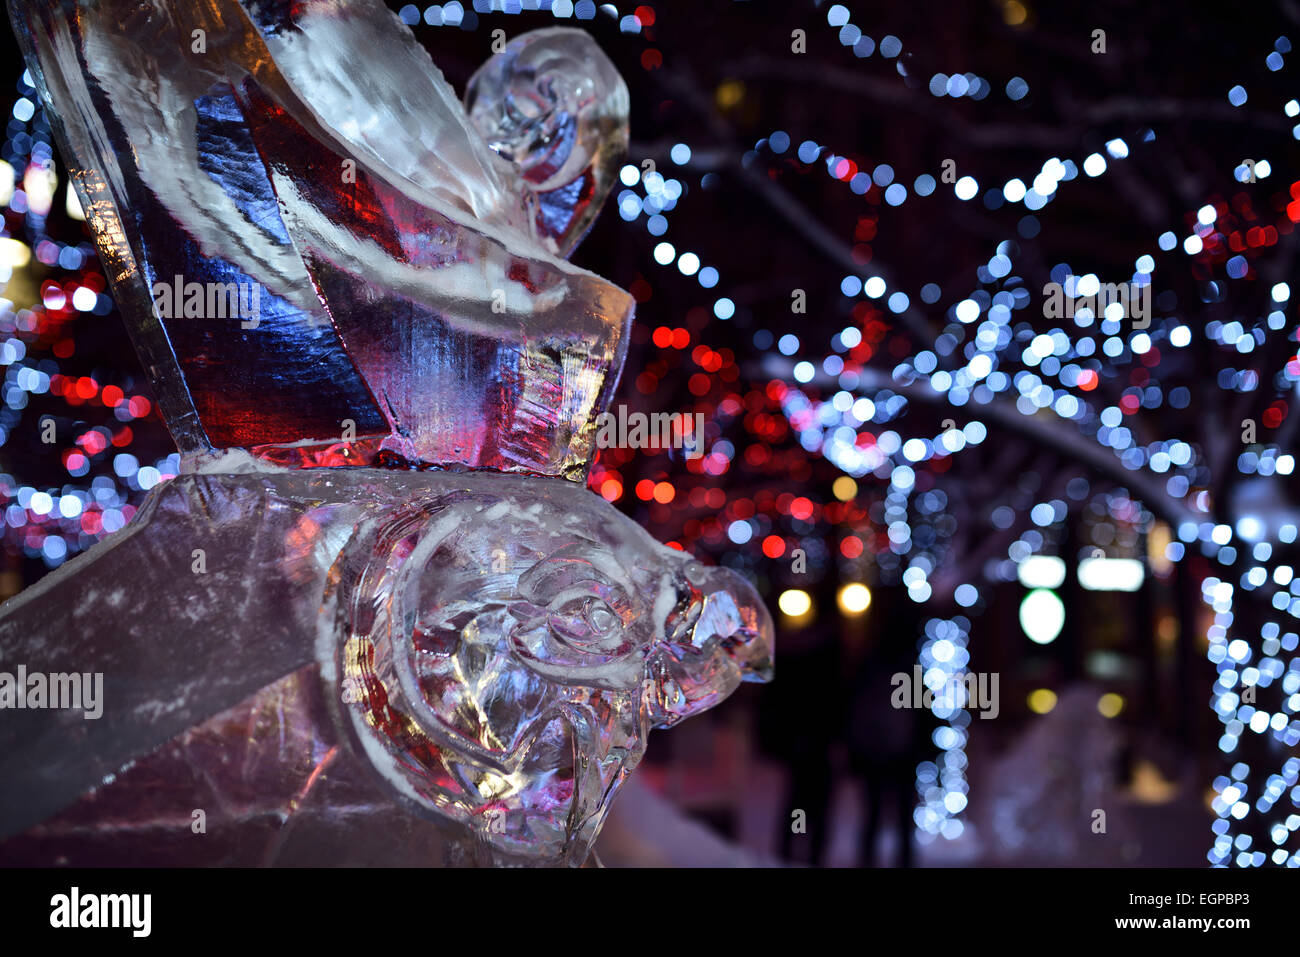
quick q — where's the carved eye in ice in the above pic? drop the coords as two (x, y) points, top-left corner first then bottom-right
(467, 28), (630, 256)
(508, 544), (643, 686)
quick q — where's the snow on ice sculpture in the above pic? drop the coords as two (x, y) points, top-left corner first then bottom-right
(0, 0), (773, 866)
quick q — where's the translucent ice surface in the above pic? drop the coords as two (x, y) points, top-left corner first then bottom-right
(3, 1), (775, 868)
(0, 470), (773, 865)
(9, 1), (633, 479)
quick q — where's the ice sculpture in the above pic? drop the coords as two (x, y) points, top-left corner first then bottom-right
(0, 0), (773, 866)
(10, 0), (632, 478)
(0, 470), (772, 865)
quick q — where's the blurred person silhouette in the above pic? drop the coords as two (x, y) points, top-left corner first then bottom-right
(845, 585), (922, 867)
(758, 575), (843, 866)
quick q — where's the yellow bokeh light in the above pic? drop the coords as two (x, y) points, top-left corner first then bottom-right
(65, 185), (85, 222)
(1128, 760), (1177, 804)
(22, 163), (56, 217)
(715, 79), (745, 111)
(0, 238), (32, 269)
(778, 588), (812, 618)
(1098, 693), (1124, 718)
(0, 160), (14, 206)
(1156, 614), (1178, 653)
(838, 582), (871, 615)
(1147, 521), (1173, 575)
(1003, 1), (1028, 26)
(1027, 688), (1057, 714)
(832, 476), (858, 501)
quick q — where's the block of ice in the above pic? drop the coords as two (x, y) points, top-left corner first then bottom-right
(0, 470), (773, 865)
(9, 0), (633, 479)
